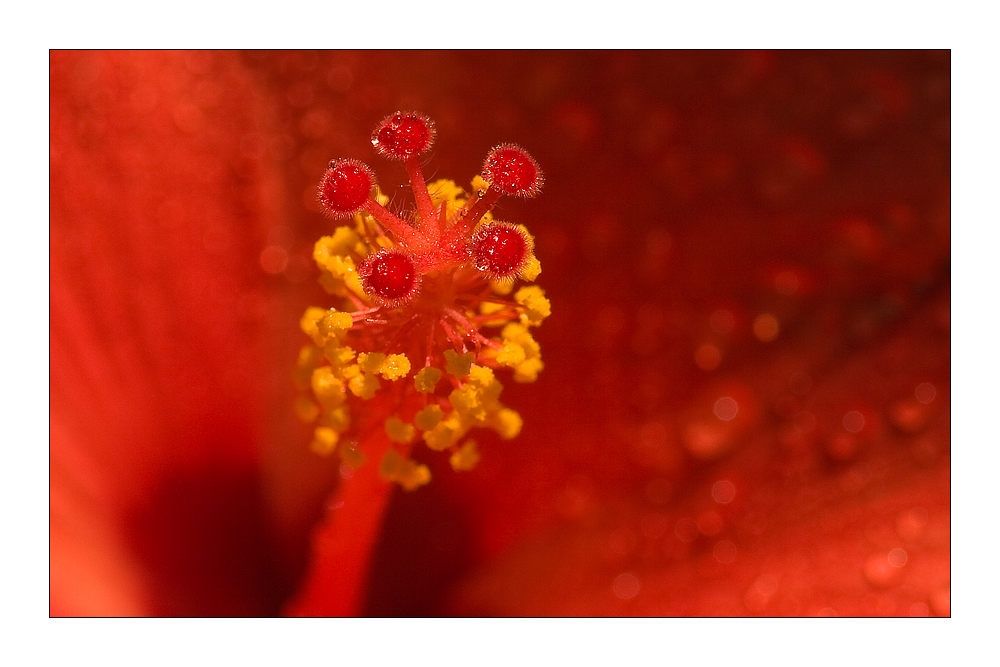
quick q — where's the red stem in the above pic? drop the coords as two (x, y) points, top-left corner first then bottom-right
(364, 197), (424, 251)
(405, 155), (439, 244)
(284, 431), (394, 617)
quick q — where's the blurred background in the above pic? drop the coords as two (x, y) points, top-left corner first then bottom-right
(50, 50), (950, 616)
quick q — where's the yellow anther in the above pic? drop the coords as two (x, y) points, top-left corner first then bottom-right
(471, 175), (491, 196)
(513, 358), (544, 383)
(310, 426), (339, 456)
(492, 408), (523, 439)
(348, 373), (380, 400)
(519, 256), (542, 282)
(450, 440), (481, 472)
(424, 415), (463, 451)
(379, 449), (431, 491)
(380, 354), (411, 381)
(294, 395), (320, 423)
(300, 307), (327, 346)
(358, 352), (387, 375)
(314, 227), (361, 262)
(414, 404), (444, 431)
(319, 310), (354, 339)
(294, 345), (323, 389)
(479, 301), (510, 327)
(444, 349), (474, 379)
(311, 367), (346, 407)
(323, 342), (356, 369)
(385, 416), (416, 444)
(414, 366), (442, 393)
(490, 278), (514, 295)
(515, 286), (551, 327)
(428, 179), (466, 208)
(449, 385), (485, 421)
(469, 365), (499, 391)
(496, 339), (527, 367)
(340, 363), (362, 381)
(321, 405), (351, 434)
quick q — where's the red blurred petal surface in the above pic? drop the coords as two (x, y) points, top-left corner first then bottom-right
(50, 50), (949, 616)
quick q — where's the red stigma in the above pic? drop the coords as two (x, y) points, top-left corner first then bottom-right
(372, 111), (436, 160)
(319, 159), (374, 217)
(472, 223), (530, 279)
(482, 144), (542, 197)
(359, 249), (419, 304)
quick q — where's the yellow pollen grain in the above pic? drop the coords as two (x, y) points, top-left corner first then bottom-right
(311, 367), (346, 407)
(424, 418), (462, 451)
(493, 408), (523, 439)
(319, 310), (354, 339)
(496, 340), (527, 367)
(294, 395), (320, 423)
(444, 349), (474, 379)
(323, 343), (356, 369)
(513, 358), (544, 383)
(519, 256), (542, 282)
(450, 385), (486, 421)
(385, 416), (416, 444)
(414, 366), (442, 393)
(380, 354), (411, 381)
(300, 307), (327, 345)
(515, 286), (551, 327)
(321, 405), (351, 433)
(450, 440), (481, 472)
(415, 404), (444, 431)
(358, 352), (387, 375)
(310, 426), (338, 456)
(379, 449), (431, 491)
(348, 373), (380, 400)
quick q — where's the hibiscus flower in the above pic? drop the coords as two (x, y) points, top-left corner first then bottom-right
(50, 50), (950, 617)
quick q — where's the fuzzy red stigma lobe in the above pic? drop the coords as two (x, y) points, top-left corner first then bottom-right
(319, 159), (375, 217)
(471, 223), (530, 279)
(360, 249), (419, 303)
(482, 144), (542, 197)
(372, 112), (436, 160)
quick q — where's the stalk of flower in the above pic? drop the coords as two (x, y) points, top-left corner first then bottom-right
(287, 112), (549, 615)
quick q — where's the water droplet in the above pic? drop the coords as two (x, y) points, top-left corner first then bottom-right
(613, 572), (641, 600)
(714, 397), (739, 421)
(915, 382), (936, 404)
(909, 602), (929, 617)
(714, 540), (737, 564)
(888, 547), (908, 567)
(712, 480), (736, 504)
(843, 410), (866, 433)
